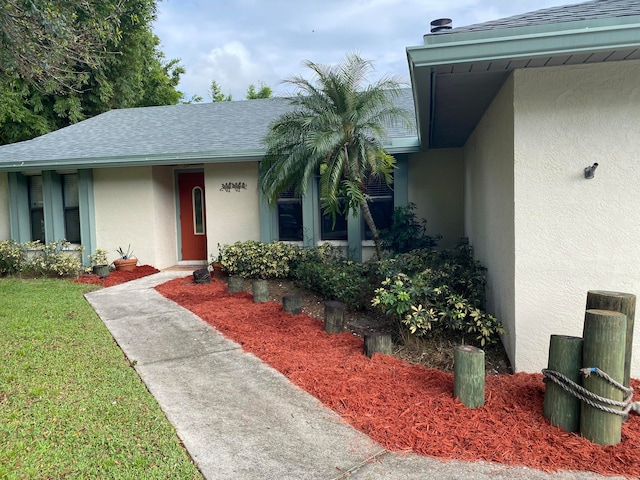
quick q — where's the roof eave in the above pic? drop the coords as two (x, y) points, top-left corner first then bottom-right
(0, 150), (266, 173)
(407, 16), (640, 150)
(0, 138), (421, 173)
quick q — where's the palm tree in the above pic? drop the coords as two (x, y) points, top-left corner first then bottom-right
(259, 53), (413, 259)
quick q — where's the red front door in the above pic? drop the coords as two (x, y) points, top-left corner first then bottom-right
(178, 172), (207, 260)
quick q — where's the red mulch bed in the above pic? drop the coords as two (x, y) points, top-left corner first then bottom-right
(74, 265), (160, 287)
(156, 277), (640, 477)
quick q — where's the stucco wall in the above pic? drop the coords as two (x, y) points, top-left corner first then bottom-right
(513, 60), (640, 377)
(205, 162), (260, 259)
(464, 75), (516, 363)
(93, 166), (163, 267)
(408, 149), (464, 249)
(152, 166), (178, 268)
(0, 173), (10, 240)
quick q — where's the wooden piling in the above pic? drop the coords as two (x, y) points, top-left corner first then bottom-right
(252, 279), (269, 303)
(453, 345), (485, 408)
(227, 275), (244, 293)
(364, 333), (393, 357)
(543, 335), (583, 432)
(585, 291), (636, 387)
(324, 301), (345, 334)
(580, 309), (626, 446)
(282, 294), (302, 315)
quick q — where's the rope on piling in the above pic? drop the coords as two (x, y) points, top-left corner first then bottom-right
(542, 367), (640, 418)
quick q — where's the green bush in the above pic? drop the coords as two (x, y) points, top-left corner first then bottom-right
(217, 240), (301, 279)
(292, 250), (372, 310)
(371, 242), (505, 347)
(379, 203), (440, 254)
(0, 240), (84, 277)
(23, 240), (84, 277)
(0, 240), (26, 276)
(376, 239), (489, 308)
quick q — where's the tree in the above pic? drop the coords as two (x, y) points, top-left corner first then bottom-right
(0, 0), (185, 145)
(259, 53), (412, 259)
(209, 80), (232, 102)
(0, 0), (125, 92)
(246, 82), (273, 100)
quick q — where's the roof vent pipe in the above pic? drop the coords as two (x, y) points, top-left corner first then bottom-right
(430, 18), (452, 33)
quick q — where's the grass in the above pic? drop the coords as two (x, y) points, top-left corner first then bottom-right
(0, 278), (202, 479)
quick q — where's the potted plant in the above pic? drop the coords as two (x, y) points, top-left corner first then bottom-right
(210, 244), (226, 279)
(113, 245), (137, 272)
(89, 248), (110, 278)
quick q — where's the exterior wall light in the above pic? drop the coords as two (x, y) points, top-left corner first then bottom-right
(584, 163), (598, 179)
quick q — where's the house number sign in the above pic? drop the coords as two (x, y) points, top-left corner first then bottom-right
(219, 182), (247, 192)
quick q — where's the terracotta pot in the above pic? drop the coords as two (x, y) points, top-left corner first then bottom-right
(113, 258), (137, 271)
(212, 262), (227, 279)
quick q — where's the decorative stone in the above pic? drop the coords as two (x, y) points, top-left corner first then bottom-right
(193, 268), (211, 284)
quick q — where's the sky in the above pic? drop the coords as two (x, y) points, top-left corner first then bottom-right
(153, 0), (576, 101)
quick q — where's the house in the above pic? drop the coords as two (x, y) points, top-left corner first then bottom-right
(0, 0), (638, 376)
(0, 89), (462, 267)
(406, 0), (640, 376)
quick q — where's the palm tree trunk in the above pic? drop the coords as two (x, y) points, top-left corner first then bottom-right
(360, 199), (382, 260)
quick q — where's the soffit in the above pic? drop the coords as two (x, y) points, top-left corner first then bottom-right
(407, 16), (640, 149)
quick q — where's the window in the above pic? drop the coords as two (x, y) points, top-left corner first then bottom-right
(28, 175), (45, 242)
(320, 198), (347, 241)
(277, 188), (303, 241)
(192, 187), (205, 235)
(363, 176), (393, 240)
(63, 174), (81, 243)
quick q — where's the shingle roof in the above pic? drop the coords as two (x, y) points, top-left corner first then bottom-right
(438, 0), (640, 34)
(0, 89), (417, 167)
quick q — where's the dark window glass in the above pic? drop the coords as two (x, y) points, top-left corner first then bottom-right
(320, 199), (347, 241)
(364, 176), (394, 240)
(28, 175), (45, 242)
(63, 174), (81, 243)
(193, 187), (205, 234)
(277, 188), (303, 241)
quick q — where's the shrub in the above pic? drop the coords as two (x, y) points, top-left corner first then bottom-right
(218, 240), (301, 279)
(292, 251), (372, 310)
(0, 240), (26, 276)
(372, 240), (505, 346)
(23, 240), (84, 277)
(379, 203), (440, 254)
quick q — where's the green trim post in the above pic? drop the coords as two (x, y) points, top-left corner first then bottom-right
(8, 172), (30, 242)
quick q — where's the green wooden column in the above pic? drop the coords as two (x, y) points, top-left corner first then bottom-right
(8, 172), (30, 242)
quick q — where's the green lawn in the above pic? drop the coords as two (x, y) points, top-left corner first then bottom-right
(0, 278), (202, 479)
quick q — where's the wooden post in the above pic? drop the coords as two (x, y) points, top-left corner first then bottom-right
(324, 301), (345, 334)
(364, 333), (393, 357)
(227, 275), (244, 293)
(580, 309), (626, 446)
(252, 279), (269, 303)
(585, 291), (636, 387)
(453, 345), (485, 408)
(543, 335), (583, 432)
(282, 294), (302, 315)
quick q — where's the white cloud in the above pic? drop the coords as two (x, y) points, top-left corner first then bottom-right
(154, 0), (571, 101)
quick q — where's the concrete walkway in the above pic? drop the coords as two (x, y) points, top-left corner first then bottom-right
(85, 272), (623, 480)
